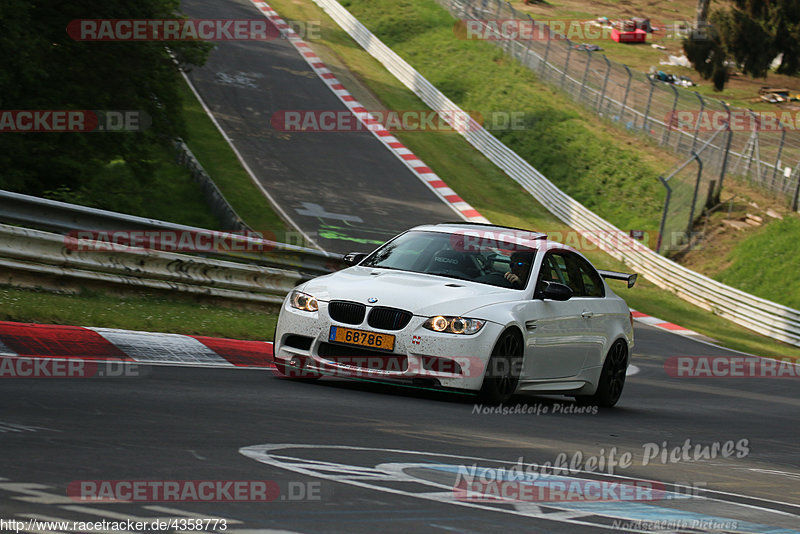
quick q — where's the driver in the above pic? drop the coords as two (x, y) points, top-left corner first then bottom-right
(504, 251), (534, 287)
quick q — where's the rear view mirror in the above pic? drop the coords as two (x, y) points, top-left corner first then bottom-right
(343, 252), (367, 266)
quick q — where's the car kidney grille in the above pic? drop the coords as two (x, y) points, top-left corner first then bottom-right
(367, 307), (413, 330)
(328, 300), (366, 324)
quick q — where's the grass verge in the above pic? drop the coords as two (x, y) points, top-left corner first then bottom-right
(44, 145), (221, 229)
(179, 81), (289, 237)
(0, 286), (278, 341)
(261, 0), (800, 360)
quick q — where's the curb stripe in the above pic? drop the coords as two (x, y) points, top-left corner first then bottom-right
(629, 310), (707, 339)
(0, 322), (131, 360)
(247, 0), (489, 224)
(0, 322), (275, 370)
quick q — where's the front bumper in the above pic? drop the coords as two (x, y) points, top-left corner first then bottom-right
(273, 298), (502, 391)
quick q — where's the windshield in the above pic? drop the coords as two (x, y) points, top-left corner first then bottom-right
(361, 230), (538, 289)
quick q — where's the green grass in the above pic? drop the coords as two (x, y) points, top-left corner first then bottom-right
(0, 286), (278, 340)
(44, 146), (221, 229)
(715, 217), (800, 310)
(179, 82), (288, 238)
(261, 0), (800, 361)
(339, 0), (666, 234)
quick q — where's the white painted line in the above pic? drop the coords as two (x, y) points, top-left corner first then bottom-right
(179, 71), (325, 252)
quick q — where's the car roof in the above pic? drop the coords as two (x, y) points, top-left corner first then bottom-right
(412, 222), (547, 238)
(408, 222), (578, 253)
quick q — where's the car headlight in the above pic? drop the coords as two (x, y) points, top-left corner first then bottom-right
(423, 316), (485, 335)
(289, 290), (318, 312)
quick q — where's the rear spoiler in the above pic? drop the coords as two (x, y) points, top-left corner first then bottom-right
(598, 270), (638, 288)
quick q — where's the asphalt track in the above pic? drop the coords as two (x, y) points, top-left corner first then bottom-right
(1, 324), (799, 533)
(2, 0), (799, 532)
(181, 0), (456, 254)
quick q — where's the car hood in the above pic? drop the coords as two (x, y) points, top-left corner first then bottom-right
(301, 267), (520, 317)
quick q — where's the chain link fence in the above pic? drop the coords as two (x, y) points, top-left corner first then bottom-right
(656, 127), (729, 253)
(437, 0), (800, 215)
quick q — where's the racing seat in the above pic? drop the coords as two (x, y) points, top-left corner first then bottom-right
(427, 249), (479, 278)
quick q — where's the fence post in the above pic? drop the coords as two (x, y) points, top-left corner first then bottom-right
(717, 101), (732, 194)
(579, 50), (593, 103)
(561, 40), (572, 89)
(620, 65), (632, 124)
(523, 14), (534, 66)
(540, 23), (552, 77)
(687, 152), (704, 235)
(642, 77), (655, 132)
(657, 175), (672, 254)
(792, 165), (800, 212)
(663, 84), (679, 147)
(598, 55), (611, 113)
(690, 92), (704, 153)
(505, 2), (516, 55)
(772, 127), (786, 190)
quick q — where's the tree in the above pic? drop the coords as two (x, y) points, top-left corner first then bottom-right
(0, 0), (210, 195)
(684, 0), (800, 90)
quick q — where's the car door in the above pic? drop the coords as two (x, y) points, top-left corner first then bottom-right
(562, 252), (609, 370)
(520, 252), (588, 379)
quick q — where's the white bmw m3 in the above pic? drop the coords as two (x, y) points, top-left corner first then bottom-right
(273, 223), (636, 407)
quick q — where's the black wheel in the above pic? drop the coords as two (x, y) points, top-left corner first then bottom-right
(577, 340), (628, 408)
(478, 330), (523, 404)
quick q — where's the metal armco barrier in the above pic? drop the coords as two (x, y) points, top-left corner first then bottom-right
(0, 224), (302, 304)
(311, 0), (800, 347)
(0, 189), (344, 278)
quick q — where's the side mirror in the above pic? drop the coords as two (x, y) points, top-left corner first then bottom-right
(342, 252), (367, 266)
(536, 281), (573, 301)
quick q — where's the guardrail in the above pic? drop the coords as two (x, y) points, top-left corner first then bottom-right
(174, 139), (251, 233)
(0, 224), (303, 303)
(0, 189), (344, 278)
(311, 0), (800, 347)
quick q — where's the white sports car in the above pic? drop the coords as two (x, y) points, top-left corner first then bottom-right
(273, 223), (636, 407)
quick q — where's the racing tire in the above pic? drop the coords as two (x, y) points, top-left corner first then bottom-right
(576, 340), (628, 408)
(478, 330), (523, 405)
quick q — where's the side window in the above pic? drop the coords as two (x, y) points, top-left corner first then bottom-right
(538, 253), (578, 293)
(575, 255), (605, 298)
(557, 253), (585, 296)
(539, 252), (604, 298)
(540, 255), (564, 284)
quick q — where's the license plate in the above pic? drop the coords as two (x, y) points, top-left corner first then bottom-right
(328, 326), (395, 352)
